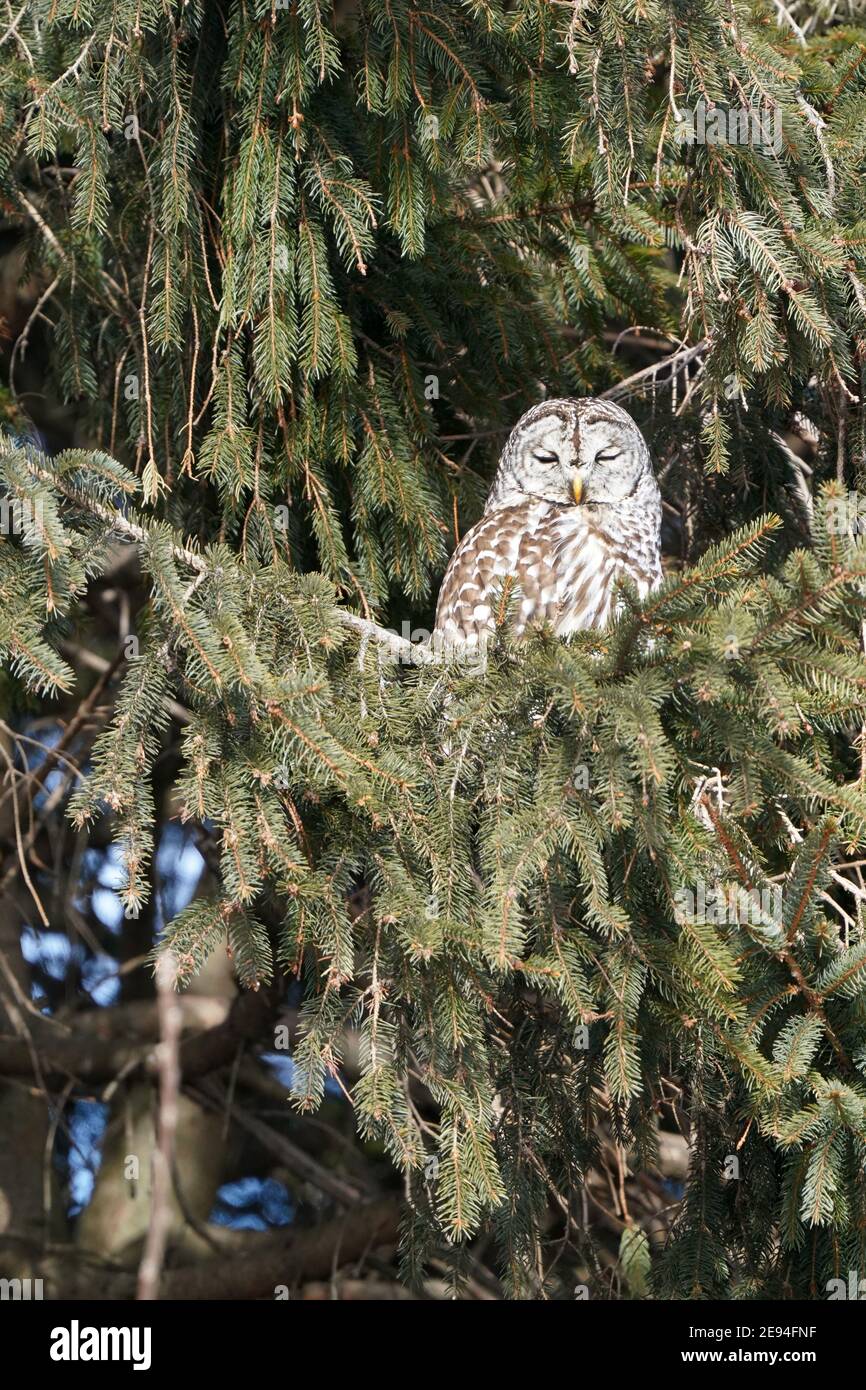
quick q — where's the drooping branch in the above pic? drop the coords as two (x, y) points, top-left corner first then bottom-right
(34, 461), (435, 667)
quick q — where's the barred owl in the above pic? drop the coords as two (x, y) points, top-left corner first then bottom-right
(434, 398), (662, 649)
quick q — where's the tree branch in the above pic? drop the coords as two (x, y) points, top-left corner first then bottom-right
(11, 1197), (403, 1299)
(34, 462), (435, 667)
(0, 981), (284, 1082)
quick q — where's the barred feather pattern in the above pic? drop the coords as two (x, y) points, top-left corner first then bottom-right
(435, 399), (662, 647)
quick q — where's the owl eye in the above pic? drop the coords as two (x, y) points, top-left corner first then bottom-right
(595, 447), (622, 463)
(533, 449), (559, 464)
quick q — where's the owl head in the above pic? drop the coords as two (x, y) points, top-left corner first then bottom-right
(486, 398), (657, 512)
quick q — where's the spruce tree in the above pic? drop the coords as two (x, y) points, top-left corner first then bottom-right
(1, 0), (866, 1300)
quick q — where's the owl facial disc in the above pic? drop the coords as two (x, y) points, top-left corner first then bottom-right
(486, 396), (655, 513)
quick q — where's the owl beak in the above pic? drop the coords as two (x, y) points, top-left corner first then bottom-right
(571, 474), (584, 506)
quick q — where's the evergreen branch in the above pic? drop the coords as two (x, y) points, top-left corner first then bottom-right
(31, 459), (431, 664)
(700, 797), (851, 1073)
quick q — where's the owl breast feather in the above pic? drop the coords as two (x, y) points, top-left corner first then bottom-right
(434, 500), (660, 648)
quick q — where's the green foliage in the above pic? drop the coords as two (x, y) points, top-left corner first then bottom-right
(7, 432), (866, 1295)
(4, 0), (865, 586)
(3, 0), (866, 1298)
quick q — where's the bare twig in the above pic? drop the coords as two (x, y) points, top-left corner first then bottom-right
(188, 1075), (368, 1207)
(601, 339), (711, 402)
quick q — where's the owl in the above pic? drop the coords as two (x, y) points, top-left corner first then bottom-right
(434, 398), (662, 651)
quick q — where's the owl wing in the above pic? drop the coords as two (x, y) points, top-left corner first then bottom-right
(434, 506), (527, 647)
(434, 502), (622, 646)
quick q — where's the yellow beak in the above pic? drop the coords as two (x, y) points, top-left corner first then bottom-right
(572, 475), (583, 506)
